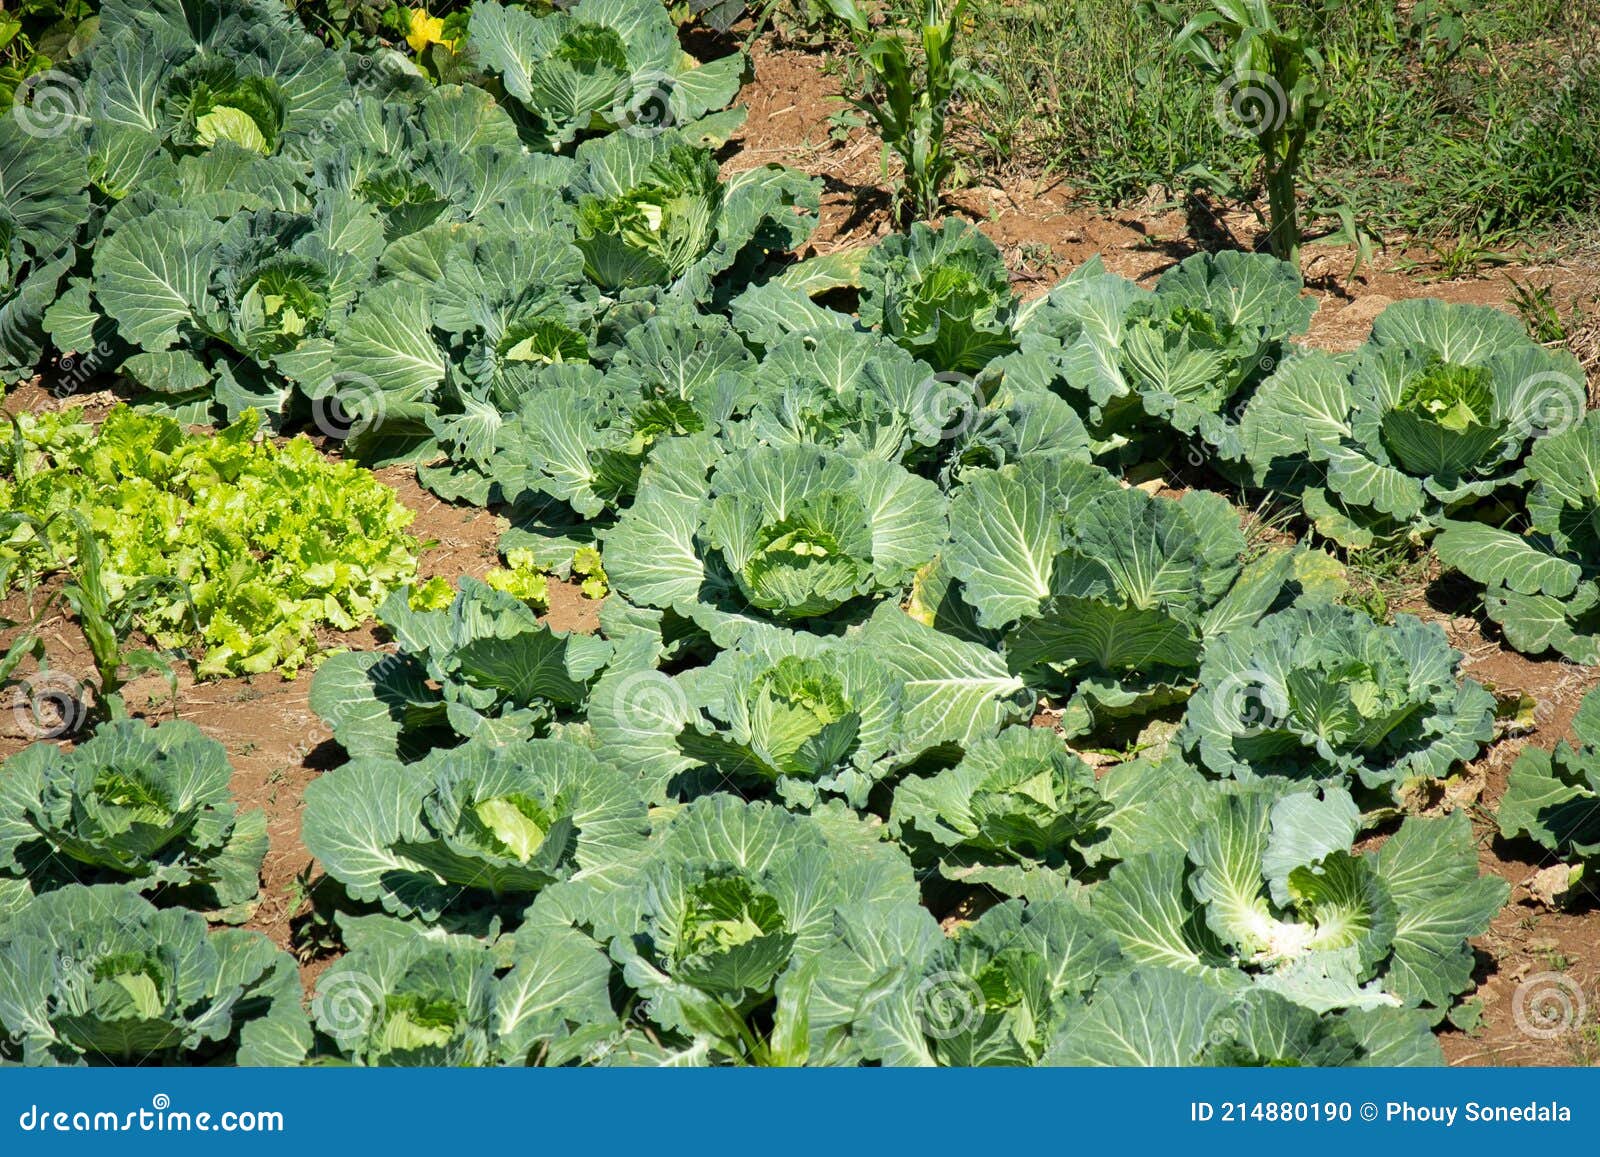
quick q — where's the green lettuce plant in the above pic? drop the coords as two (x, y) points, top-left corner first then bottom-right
(0, 405), (421, 676)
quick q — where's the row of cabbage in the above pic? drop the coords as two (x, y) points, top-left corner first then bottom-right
(0, 690), (1518, 1066)
(0, 0), (1593, 1068)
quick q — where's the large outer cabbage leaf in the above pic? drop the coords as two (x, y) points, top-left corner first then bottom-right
(0, 123), (89, 383)
(1497, 685), (1600, 879)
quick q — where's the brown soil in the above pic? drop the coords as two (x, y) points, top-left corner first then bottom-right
(1, 39), (1597, 1063)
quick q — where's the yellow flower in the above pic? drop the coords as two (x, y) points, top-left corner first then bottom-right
(406, 8), (448, 53)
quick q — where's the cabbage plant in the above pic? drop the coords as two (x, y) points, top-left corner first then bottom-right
(1497, 684), (1600, 885)
(890, 727), (1112, 899)
(308, 914), (615, 1066)
(857, 219), (1019, 374)
(1028, 250), (1315, 459)
(806, 888), (1439, 1066)
(1435, 411), (1600, 663)
(301, 736), (649, 921)
(944, 456), (1298, 727)
(1180, 603), (1495, 798)
(469, 0), (746, 151)
(1044, 969), (1440, 1067)
(812, 894), (1122, 1065)
(1091, 785), (1505, 1018)
(804, 781), (1470, 1065)
(1241, 299), (1587, 546)
(589, 629), (906, 807)
(601, 796), (921, 1065)
(309, 578), (612, 761)
(605, 439), (945, 645)
(85, 0), (351, 166)
(0, 885), (308, 1066)
(0, 720), (266, 923)
(568, 132), (819, 302)
(452, 308), (756, 514)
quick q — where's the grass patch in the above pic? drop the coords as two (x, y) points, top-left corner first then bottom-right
(881, 0), (1600, 246)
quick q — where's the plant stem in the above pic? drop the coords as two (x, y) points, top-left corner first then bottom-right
(1263, 135), (1301, 267)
